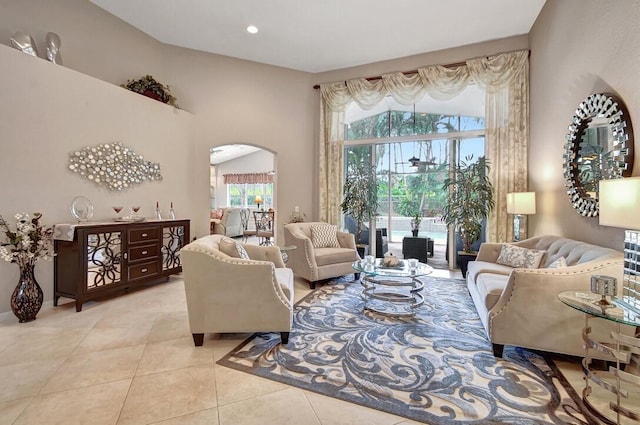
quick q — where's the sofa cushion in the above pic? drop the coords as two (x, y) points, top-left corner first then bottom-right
(467, 260), (513, 283)
(475, 273), (509, 310)
(547, 256), (567, 268)
(275, 267), (294, 300)
(496, 244), (545, 269)
(310, 224), (340, 248)
(315, 247), (359, 266)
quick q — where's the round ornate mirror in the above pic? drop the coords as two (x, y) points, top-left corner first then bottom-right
(564, 93), (634, 217)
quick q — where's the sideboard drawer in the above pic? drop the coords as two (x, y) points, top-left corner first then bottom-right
(128, 261), (159, 281)
(129, 227), (160, 244)
(129, 244), (159, 261)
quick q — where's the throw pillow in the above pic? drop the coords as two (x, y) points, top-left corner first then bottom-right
(496, 244), (546, 269)
(235, 242), (250, 260)
(219, 237), (241, 258)
(547, 256), (567, 268)
(310, 224), (340, 248)
(210, 209), (223, 219)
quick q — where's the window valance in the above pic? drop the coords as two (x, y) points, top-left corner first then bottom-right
(319, 50), (528, 111)
(223, 173), (273, 184)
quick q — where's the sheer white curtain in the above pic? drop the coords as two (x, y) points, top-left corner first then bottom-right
(318, 50), (529, 240)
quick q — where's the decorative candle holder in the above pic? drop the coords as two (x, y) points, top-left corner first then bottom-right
(590, 275), (617, 307)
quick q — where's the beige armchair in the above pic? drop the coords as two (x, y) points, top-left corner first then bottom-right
(284, 222), (360, 289)
(181, 234), (293, 346)
(211, 207), (243, 237)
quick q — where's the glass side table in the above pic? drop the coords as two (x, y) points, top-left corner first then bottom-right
(558, 291), (640, 424)
(353, 259), (433, 317)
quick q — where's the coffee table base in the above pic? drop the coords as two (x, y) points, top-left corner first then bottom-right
(360, 275), (424, 317)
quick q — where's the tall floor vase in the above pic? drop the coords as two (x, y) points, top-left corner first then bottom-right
(11, 263), (44, 323)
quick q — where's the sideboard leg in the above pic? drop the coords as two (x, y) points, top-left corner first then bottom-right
(492, 343), (504, 357)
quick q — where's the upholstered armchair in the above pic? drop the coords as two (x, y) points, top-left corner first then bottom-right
(181, 234), (294, 346)
(211, 207), (244, 237)
(284, 222), (360, 289)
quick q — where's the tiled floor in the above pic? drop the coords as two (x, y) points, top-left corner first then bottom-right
(0, 268), (630, 425)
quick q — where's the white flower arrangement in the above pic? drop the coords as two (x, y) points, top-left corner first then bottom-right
(0, 212), (55, 268)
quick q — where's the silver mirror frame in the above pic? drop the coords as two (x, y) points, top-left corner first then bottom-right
(563, 93), (634, 217)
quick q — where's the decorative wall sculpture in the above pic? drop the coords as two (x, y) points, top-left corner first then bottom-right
(68, 142), (162, 190)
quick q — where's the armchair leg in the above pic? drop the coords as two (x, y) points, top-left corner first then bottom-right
(192, 333), (204, 346)
(310, 282), (316, 290)
(280, 332), (290, 345)
(354, 273), (361, 281)
(492, 343), (504, 358)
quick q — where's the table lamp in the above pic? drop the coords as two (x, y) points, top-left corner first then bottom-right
(254, 194), (263, 210)
(506, 192), (536, 241)
(599, 177), (640, 310)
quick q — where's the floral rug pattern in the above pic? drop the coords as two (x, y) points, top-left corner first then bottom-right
(218, 276), (593, 424)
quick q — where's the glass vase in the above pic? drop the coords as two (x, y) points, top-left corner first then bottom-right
(10, 263), (44, 323)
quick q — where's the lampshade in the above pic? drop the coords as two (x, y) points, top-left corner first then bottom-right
(599, 177), (640, 230)
(254, 194), (263, 204)
(506, 192), (536, 215)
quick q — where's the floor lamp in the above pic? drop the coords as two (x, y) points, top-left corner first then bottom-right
(506, 192), (536, 242)
(599, 177), (640, 311)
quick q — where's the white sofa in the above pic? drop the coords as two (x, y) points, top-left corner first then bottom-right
(181, 234), (294, 346)
(467, 235), (635, 357)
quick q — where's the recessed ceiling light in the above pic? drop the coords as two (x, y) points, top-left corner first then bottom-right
(246, 25), (258, 34)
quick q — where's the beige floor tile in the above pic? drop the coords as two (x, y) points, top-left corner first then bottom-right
(0, 398), (31, 424)
(13, 380), (130, 425)
(210, 334), (253, 362)
(218, 387), (320, 425)
(147, 311), (190, 343)
(118, 365), (217, 425)
(0, 359), (65, 402)
(74, 325), (151, 354)
(40, 344), (145, 394)
(153, 408), (219, 425)
(304, 391), (403, 425)
(214, 364), (288, 406)
(135, 337), (213, 376)
(0, 327), (89, 366)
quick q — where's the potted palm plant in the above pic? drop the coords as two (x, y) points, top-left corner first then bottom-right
(442, 155), (494, 276)
(341, 148), (378, 254)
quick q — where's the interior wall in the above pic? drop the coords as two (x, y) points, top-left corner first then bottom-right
(528, 0), (640, 248)
(214, 150), (276, 208)
(0, 44), (195, 313)
(0, 0), (317, 244)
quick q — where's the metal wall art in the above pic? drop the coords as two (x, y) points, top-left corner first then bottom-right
(68, 142), (162, 191)
(563, 93), (634, 217)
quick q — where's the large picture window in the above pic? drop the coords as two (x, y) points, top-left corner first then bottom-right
(344, 88), (486, 246)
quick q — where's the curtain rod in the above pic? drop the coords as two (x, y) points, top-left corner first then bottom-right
(312, 49), (530, 90)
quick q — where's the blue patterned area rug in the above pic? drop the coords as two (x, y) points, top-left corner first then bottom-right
(218, 276), (593, 424)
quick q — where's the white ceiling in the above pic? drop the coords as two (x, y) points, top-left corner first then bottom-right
(210, 144), (262, 165)
(90, 0), (546, 73)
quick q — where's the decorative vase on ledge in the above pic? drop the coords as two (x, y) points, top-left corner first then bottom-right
(11, 263), (44, 323)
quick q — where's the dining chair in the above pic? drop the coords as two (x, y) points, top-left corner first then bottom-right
(254, 210), (275, 246)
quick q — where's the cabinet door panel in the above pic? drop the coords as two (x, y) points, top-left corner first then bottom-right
(162, 225), (186, 270)
(86, 231), (123, 291)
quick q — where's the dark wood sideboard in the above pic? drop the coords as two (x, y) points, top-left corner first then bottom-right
(54, 219), (190, 312)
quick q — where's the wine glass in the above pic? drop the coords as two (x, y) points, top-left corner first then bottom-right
(112, 206), (124, 219)
(131, 205), (141, 218)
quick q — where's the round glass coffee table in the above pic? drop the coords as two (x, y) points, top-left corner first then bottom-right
(353, 259), (433, 317)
